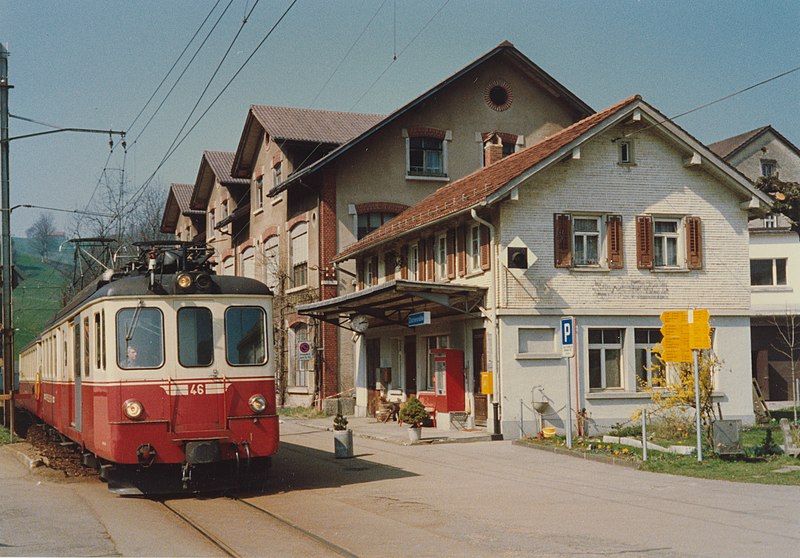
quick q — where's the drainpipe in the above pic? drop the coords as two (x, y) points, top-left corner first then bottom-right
(471, 208), (501, 436)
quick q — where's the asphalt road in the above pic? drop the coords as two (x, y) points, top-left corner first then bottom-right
(2, 420), (800, 557)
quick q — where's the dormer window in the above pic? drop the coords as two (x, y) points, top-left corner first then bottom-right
(763, 214), (778, 228)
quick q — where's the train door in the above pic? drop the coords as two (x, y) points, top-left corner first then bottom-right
(71, 318), (82, 431)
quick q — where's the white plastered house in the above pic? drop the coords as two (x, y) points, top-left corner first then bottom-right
(299, 95), (772, 437)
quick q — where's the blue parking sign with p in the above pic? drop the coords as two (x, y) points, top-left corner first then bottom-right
(561, 317), (575, 358)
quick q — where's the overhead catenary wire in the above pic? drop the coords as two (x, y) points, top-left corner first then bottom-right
(125, 0), (299, 210)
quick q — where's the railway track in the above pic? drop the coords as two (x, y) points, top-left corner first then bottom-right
(160, 496), (358, 558)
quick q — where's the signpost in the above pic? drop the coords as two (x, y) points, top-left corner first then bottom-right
(561, 317), (575, 448)
(659, 309), (712, 462)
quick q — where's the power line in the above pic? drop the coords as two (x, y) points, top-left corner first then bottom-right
(126, 0), (224, 133)
(126, 0), (299, 209)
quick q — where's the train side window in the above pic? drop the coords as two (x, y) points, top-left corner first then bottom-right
(116, 307), (165, 369)
(225, 307), (267, 366)
(177, 307), (214, 367)
(94, 312), (105, 370)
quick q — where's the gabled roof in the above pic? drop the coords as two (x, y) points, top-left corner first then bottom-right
(708, 126), (772, 159)
(335, 95), (773, 262)
(190, 151), (249, 210)
(270, 40), (595, 197)
(160, 183), (197, 233)
(231, 106), (384, 178)
(708, 124), (800, 162)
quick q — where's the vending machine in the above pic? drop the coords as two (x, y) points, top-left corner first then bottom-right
(430, 349), (465, 413)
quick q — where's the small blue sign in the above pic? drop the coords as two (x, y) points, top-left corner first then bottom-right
(408, 311), (431, 327)
(561, 316), (575, 357)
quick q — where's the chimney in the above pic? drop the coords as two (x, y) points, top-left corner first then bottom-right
(484, 133), (503, 166)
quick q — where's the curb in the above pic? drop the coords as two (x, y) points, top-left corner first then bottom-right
(512, 439), (642, 470)
(295, 420), (498, 447)
(2, 443), (44, 469)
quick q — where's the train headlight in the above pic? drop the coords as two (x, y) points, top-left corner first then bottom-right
(249, 394), (267, 414)
(176, 272), (193, 290)
(123, 399), (145, 420)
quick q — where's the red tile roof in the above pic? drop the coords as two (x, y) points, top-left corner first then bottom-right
(170, 183), (194, 213)
(250, 105), (384, 145)
(335, 95), (641, 262)
(203, 150), (249, 186)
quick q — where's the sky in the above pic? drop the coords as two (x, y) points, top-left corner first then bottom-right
(1, 0), (798, 235)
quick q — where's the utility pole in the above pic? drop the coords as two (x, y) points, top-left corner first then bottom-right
(1, 43), (13, 427)
(0, 44), (124, 427)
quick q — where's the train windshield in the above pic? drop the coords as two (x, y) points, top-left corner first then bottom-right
(177, 307), (214, 367)
(116, 307), (165, 369)
(225, 306), (267, 366)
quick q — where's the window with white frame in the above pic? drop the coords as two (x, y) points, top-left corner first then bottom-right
(425, 335), (449, 390)
(290, 223), (308, 288)
(209, 208), (216, 234)
(573, 216), (601, 266)
(618, 140), (634, 164)
(407, 244), (419, 280)
(468, 225), (481, 272)
(255, 176), (264, 209)
(222, 257), (234, 276)
(763, 214), (778, 228)
(750, 258), (787, 286)
(653, 218), (680, 267)
(634, 328), (664, 389)
(363, 256), (377, 287)
(289, 324), (311, 389)
(408, 137), (446, 177)
(222, 200), (229, 220)
(435, 233), (447, 280)
(761, 159), (776, 177)
(241, 246), (255, 279)
(273, 161), (282, 186)
(263, 236), (279, 289)
(518, 328), (555, 355)
(588, 328), (622, 390)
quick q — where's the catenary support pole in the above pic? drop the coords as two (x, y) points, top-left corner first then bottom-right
(1, 43), (13, 428)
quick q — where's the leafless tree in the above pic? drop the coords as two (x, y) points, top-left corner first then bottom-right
(26, 212), (57, 261)
(770, 310), (800, 421)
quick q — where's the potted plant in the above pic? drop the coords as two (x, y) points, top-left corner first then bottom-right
(399, 396), (429, 443)
(333, 413), (353, 458)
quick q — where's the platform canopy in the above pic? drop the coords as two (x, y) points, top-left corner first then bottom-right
(297, 279), (486, 332)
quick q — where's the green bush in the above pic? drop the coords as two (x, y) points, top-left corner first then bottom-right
(399, 396), (429, 427)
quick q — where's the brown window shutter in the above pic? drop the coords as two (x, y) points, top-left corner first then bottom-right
(457, 226), (467, 277)
(480, 224), (491, 271)
(553, 213), (572, 268)
(607, 215), (624, 269)
(447, 229), (456, 279)
(636, 215), (653, 269)
(428, 237), (436, 280)
(686, 216), (703, 270)
(370, 258), (378, 286)
(400, 245), (408, 279)
(356, 258), (364, 290)
(417, 239), (425, 280)
(385, 251), (396, 281)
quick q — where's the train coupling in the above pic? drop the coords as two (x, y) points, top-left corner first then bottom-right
(136, 444), (157, 467)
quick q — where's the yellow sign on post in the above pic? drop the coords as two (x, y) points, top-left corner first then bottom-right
(659, 309), (711, 362)
(688, 309), (711, 350)
(660, 310), (692, 363)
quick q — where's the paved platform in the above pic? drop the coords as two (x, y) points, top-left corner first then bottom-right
(290, 415), (498, 445)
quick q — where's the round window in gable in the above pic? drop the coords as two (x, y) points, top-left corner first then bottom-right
(484, 80), (513, 112)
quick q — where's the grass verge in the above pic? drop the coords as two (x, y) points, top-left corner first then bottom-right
(520, 426), (800, 486)
(277, 406), (327, 419)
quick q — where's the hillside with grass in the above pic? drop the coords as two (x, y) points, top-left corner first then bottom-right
(12, 236), (73, 356)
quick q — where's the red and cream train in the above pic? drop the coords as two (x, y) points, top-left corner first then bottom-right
(15, 242), (279, 494)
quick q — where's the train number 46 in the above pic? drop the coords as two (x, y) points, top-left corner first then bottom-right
(189, 384), (206, 395)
